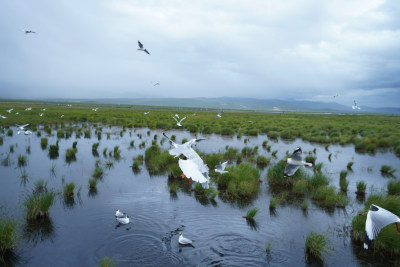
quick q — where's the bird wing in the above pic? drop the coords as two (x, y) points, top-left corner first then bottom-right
(144, 49), (150, 55)
(284, 164), (300, 177)
(172, 116), (178, 123)
(21, 124), (29, 128)
(221, 161), (228, 170)
(178, 159), (209, 183)
(216, 161), (228, 171)
(138, 41), (143, 48)
(291, 148), (302, 161)
(365, 205), (400, 247)
(179, 117), (186, 123)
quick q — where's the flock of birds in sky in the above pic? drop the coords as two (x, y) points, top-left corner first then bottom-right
(2, 33), (396, 252)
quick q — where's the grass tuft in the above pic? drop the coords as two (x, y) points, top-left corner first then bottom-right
(244, 207), (259, 220)
(305, 232), (329, 262)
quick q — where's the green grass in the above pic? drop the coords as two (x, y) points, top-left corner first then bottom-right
(40, 138), (48, 149)
(356, 181), (367, 196)
(99, 256), (115, 267)
(92, 142), (100, 152)
(18, 155), (27, 166)
(34, 179), (48, 193)
(340, 170), (348, 180)
(313, 162), (323, 172)
(63, 182), (75, 197)
(305, 155), (316, 165)
(351, 194), (400, 255)
(347, 161), (354, 170)
(292, 179), (308, 195)
(309, 172), (329, 189)
(387, 180), (400, 195)
(267, 161), (308, 188)
(256, 155), (270, 167)
(89, 178), (98, 189)
(0, 217), (19, 258)
(266, 241), (272, 252)
(23, 191), (55, 219)
(301, 199), (309, 210)
(144, 144), (175, 175)
(169, 182), (179, 193)
(269, 197), (278, 210)
(305, 232), (329, 262)
(65, 148), (77, 162)
(381, 165), (396, 175)
(244, 207), (259, 220)
(92, 166), (104, 179)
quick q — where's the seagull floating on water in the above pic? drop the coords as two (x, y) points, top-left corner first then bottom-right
(153, 83), (160, 86)
(163, 132), (210, 188)
(116, 214), (130, 225)
(352, 100), (361, 110)
(173, 116), (186, 127)
(115, 209), (126, 218)
(137, 41), (150, 55)
(213, 111), (223, 120)
(178, 232), (193, 245)
(6, 109), (13, 113)
(215, 161), (228, 174)
(283, 147), (312, 177)
(359, 204), (400, 249)
(19, 130), (32, 135)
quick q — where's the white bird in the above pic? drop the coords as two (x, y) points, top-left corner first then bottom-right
(39, 113), (44, 117)
(137, 41), (150, 55)
(92, 108), (98, 111)
(163, 132), (210, 188)
(172, 116), (186, 127)
(215, 161), (229, 174)
(60, 115), (64, 118)
(66, 104), (72, 107)
(20, 130), (32, 135)
(0, 115), (6, 119)
(360, 204), (400, 249)
(213, 111), (223, 120)
(144, 112), (150, 115)
(352, 100), (361, 110)
(115, 209), (126, 218)
(41, 108), (46, 111)
(16, 124), (29, 131)
(6, 109), (13, 113)
(175, 114), (179, 118)
(192, 113), (197, 116)
(178, 232), (193, 245)
(116, 214), (130, 225)
(25, 107), (32, 111)
(15, 112), (19, 115)
(283, 147), (312, 177)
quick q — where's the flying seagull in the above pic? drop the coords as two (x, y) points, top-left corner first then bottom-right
(359, 204), (400, 249)
(178, 232), (193, 245)
(153, 83), (160, 86)
(144, 112), (150, 115)
(213, 111), (223, 120)
(137, 41), (150, 55)
(352, 100), (361, 110)
(16, 124), (29, 131)
(175, 114), (179, 118)
(6, 109), (13, 113)
(283, 147), (312, 177)
(41, 108), (46, 111)
(39, 113), (44, 117)
(215, 161), (228, 174)
(24, 30), (36, 34)
(92, 108), (98, 111)
(172, 116), (186, 127)
(0, 115), (7, 119)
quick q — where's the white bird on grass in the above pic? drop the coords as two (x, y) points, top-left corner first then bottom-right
(283, 147), (312, 177)
(359, 204), (400, 249)
(6, 109), (13, 113)
(0, 115), (7, 119)
(178, 232), (193, 245)
(215, 161), (229, 174)
(173, 116), (186, 127)
(137, 41), (150, 55)
(60, 115), (64, 118)
(39, 113), (44, 117)
(25, 107), (32, 111)
(41, 108), (46, 111)
(116, 214), (130, 225)
(352, 100), (361, 110)
(92, 108), (98, 111)
(144, 112), (150, 115)
(213, 111), (223, 120)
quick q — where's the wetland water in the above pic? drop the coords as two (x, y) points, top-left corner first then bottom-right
(0, 125), (399, 266)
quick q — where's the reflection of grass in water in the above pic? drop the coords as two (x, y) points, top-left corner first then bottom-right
(305, 232), (329, 262)
(23, 216), (55, 245)
(351, 194), (400, 256)
(100, 256), (115, 267)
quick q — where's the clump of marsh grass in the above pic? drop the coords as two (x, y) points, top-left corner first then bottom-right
(313, 162), (323, 173)
(26, 145), (31, 154)
(293, 179), (308, 195)
(305, 155), (316, 165)
(347, 161), (354, 170)
(266, 241), (272, 252)
(104, 160), (114, 168)
(92, 165), (104, 179)
(131, 161), (140, 173)
(356, 181), (367, 196)
(130, 140), (134, 147)
(271, 150), (278, 157)
(169, 182), (179, 193)
(387, 180), (400, 196)
(65, 148), (77, 162)
(305, 232), (329, 262)
(309, 173), (329, 189)
(88, 178), (98, 190)
(301, 199), (309, 210)
(40, 138), (48, 149)
(23, 191), (55, 219)
(381, 165), (396, 175)
(0, 217), (19, 258)
(339, 170), (349, 192)
(48, 143), (59, 159)
(113, 146), (121, 159)
(336, 193), (349, 208)
(92, 142), (100, 153)
(9, 145), (14, 153)
(267, 161), (308, 188)
(100, 256), (115, 267)
(328, 153), (332, 161)
(256, 155), (270, 167)
(34, 179), (48, 193)
(269, 197), (278, 210)
(18, 155), (27, 166)
(7, 129), (13, 136)
(72, 141), (78, 149)
(243, 207), (259, 220)
(0, 136), (3, 146)
(218, 163), (260, 198)
(63, 182), (75, 197)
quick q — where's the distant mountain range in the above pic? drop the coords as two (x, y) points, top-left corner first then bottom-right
(49, 97), (399, 114)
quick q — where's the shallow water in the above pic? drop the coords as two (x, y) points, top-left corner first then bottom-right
(0, 126), (399, 266)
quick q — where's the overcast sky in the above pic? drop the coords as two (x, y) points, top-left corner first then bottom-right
(0, 0), (399, 107)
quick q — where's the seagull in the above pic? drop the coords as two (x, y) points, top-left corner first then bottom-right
(24, 30), (36, 34)
(16, 124), (29, 131)
(92, 108), (98, 111)
(66, 104), (72, 107)
(20, 130), (32, 135)
(283, 147), (312, 177)
(0, 115), (6, 119)
(116, 214), (130, 225)
(192, 113), (197, 116)
(153, 83), (160, 86)
(175, 114), (179, 118)
(215, 161), (229, 174)
(163, 132), (210, 188)
(6, 109), (13, 113)
(137, 41), (150, 55)
(213, 111), (223, 120)
(39, 113), (44, 117)
(25, 107), (32, 111)
(178, 232), (193, 245)
(359, 204), (400, 249)
(333, 94), (339, 98)
(352, 100), (361, 110)
(60, 115), (64, 118)
(115, 209), (126, 218)
(144, 112), (150, 115)
(41, 108), (46, 111)
(173, 116), (186, 127)
(15, 112), (19, 115)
